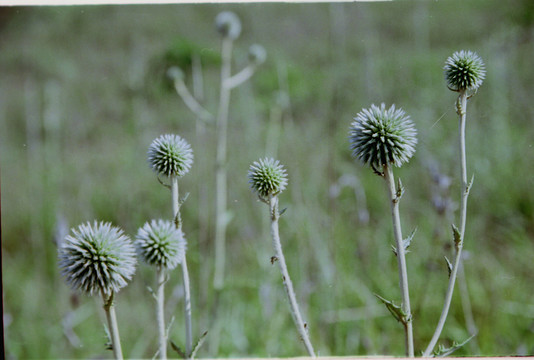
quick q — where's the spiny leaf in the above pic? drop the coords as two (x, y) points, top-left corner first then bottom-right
(444, 256), (452, 278)
(191, 331), (208, 359)
(396, 177), (405, 201)
(375, 293), (406, 324)
(466, 174), (474, 195)
(279, 207), (288, 216)
(433, 334), (476, 357)
(452, 224), (461, 249)
(170, 340), (186, 359)
(146, 286), (157, 301)
(403, 227), (417, 252)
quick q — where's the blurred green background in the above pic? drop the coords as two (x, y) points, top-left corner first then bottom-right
(1, 1), (534, 358)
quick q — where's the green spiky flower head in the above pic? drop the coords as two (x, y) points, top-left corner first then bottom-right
(444, 50), (486, 92)
(134, 220), (187, 270)
(248, 158), (288, 198)
(148, 134), (194, 178)
(58, 221), (137, 296)
(215, 11), (241, 40)
(349, 103), (417, 170)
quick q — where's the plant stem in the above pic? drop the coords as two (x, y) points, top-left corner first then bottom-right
(384, 164), (414, 357)
(172, 176), (193, 358)
(268, 195), (316, 357)
(423, 90), (469, 357)
(156, 267), (167, 359)
(213, 36), (233, 290)
(102, 291), (123, 360)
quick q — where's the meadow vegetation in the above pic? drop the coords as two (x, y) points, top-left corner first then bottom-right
(1, 1), (534, 358)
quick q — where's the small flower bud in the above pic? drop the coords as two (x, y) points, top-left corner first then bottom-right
(148, 134), (194, 178)
(349, 104), (417, 169)
(215, 11), (241, 40)
(444, 50), (486, 92)
(167, 66), (184, 81)
(134, 220), (187, 270)
(58, 222), (137, 296)
(248, 44), (266, 65)
(248, 158), (288, 198)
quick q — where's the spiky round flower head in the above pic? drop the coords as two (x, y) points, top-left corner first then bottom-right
(58, 222), (137, 296)
(248, 157), (288, 198)
(134, 220), (187, 270)
(444, 50), (486, 92)
(215, 11), (241, 40)
(248, 44), (267, 65)
(148, 134), (194, 178)
(349, 103), (417, 169)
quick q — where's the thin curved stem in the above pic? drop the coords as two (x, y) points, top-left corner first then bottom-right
(172, 176), (193, 358)
(423, 90), (469, 357)
(213, 37), (233, 290)
(156, 267), (167, 359)
(384, 165), (414, 357)
(268, 195), (316, 357)
(102, 291), (123, 360)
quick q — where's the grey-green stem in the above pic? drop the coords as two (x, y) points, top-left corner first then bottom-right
(423, 90), (469, 357)
(156, 267), (167, 359)
(213, 36), (233, 290)
(172, 176), (193, 358)
(268, 195), (316, 357)
(384, 164), (414, 357)
(102, 291), (123, 360)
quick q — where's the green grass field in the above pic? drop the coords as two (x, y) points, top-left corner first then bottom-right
(1, 1), (534, 358)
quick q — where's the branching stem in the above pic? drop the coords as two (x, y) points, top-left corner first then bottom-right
(268, 195), (316, 357)
(384, 165), (414, 357)
(423, 90), (469, 357)
(213, 37), (233, 290)
(172, 176), (193, 358)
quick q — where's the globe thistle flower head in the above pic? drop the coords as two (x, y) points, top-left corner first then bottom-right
(444, 50), (486, 92)
(134, 220), (187, 270)
(248, 44), (267, 65)
(215, 11), (241, 40)
(58, 222), (137, 296)
(349, 104), (417, 170)
(248, 157), (288, 198)
(148, 134), (194, 178)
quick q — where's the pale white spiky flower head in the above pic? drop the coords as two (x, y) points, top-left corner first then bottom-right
(444, 50), (486, 92)
(248, 158), (288, 198)
(349, 103), (417, 170)
(58, 221), (137, 296)
(215, 11), (241, 40)
(148, 134), (194, 178)
(134, 220), (187, 270)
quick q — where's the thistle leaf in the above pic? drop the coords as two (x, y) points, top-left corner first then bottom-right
(444, 256), (452, 278)
(191, 331), (208, 359)
(403, 227), (417, 252)
(375, 293), (406, 324)
(170, 340), (187, 359)
(433, 334), (476, 357)
(452, 224), (462, 249)
(466, 174), (474, 195)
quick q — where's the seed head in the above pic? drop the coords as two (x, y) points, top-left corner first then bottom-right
(134, 220), (187, 270)
(215, 11), (241, 40)
(58, 222), (137, 296)
(148, 134), (194, 178)
(349, 104), (417, 169)
(444, 50), (485, 92)
(248, 158), (288, 198)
